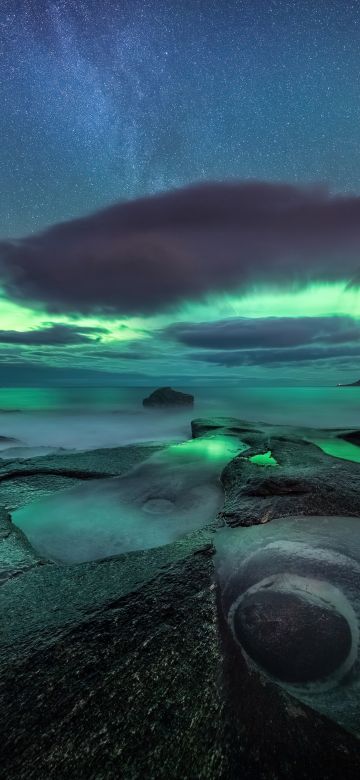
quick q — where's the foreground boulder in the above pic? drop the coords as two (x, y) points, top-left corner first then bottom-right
(233, 589), (352, 683)
(143, 386), (194, 408)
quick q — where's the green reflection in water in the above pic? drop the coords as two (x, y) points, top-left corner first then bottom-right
(168, 436), (246, 465)
(311, 438), (360, 464)
(249, 451), (278, 467)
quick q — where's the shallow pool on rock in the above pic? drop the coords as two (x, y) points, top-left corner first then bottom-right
(248, 450), (278, 467)
(215, 514), (360, 737)
(311, 437), (360, 464)
(12, 436), (245, 564)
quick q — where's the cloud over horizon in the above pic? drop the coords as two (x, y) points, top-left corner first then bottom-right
(1, 180), (360, 316)
(190, 343), (360, 367)
(0, 323), (106, 346)
(166, 316), (360, 350)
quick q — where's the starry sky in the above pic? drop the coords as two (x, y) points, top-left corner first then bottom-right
(1, 0), (360, 386)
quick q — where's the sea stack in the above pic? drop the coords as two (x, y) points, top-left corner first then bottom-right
(143, 386), (194, 408)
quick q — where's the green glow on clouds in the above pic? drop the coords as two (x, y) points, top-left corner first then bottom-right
(173, 281), (360, 323)
(1, 281), (360, 340)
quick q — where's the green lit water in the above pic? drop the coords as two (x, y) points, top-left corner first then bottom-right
(311, 438), (360, 464)
(249, 451), (278, 467)
(12, 435), (245, 563)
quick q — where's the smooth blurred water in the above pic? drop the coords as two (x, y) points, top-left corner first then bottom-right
(0, 386), (359, 458)
(13, 437), (244, 563)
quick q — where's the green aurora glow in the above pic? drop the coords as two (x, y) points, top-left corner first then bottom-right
(2, 280), (360, 333)
(1, 280), (360, 384)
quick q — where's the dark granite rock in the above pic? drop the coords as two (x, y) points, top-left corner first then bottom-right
(191, 417), (259, 439)
(217, 584), (360, 780)
(1, 552), (360, 780)
(143, 386), (194, 408)
(219, 428), (360, 526)
(243, 475), (312, 497)
(338, 430), (360, 446)
(1, 424), (360, 777)
(233, 590), (352, 683)
(0, 507), (44, 584)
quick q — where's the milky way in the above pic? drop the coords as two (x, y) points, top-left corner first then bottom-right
(2, 0), (360, 237)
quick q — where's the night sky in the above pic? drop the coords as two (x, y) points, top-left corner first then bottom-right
(1, 0), (360, 386)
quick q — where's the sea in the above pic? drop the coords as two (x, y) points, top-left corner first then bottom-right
(0, 386), (359, 460)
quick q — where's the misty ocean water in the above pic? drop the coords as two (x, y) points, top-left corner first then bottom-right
(0, 386), (359, 458)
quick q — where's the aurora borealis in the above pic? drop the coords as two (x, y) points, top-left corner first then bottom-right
(1, 0), (360, 386)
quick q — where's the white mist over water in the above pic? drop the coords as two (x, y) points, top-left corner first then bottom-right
(0, 386), (359, 459)
(0, 410), (192, 458)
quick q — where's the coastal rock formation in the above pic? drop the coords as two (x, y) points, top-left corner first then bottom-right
(1, 419), (360, 778)
(338, 430), (360, 445)
(143, 386), (194, 407)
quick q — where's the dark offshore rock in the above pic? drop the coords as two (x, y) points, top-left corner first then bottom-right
(233, 590), (352, 683)
(143, 386), (194, 408)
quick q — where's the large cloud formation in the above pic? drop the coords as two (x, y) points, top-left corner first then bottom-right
(166, 316), (360, 350)
(1, 181), (360, 315)
(190, 344), (360, 367)
(166, 315), (360, 368)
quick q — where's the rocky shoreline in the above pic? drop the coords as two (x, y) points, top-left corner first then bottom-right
(1, 418), (360, 778)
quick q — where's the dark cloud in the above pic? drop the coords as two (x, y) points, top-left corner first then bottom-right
(0, 323), (106, 345)
(1, 181), (360, 315)
(166, 316), (360, 350)
(191, 343), (360, 367)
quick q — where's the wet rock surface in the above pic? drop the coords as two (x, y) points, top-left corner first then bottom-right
(1, 418), (360, 777)
(338, 430), (360, 446)
(0, 506), (44, 584)
(233, 590), (352, 683)
(216, 422), (360, 526)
